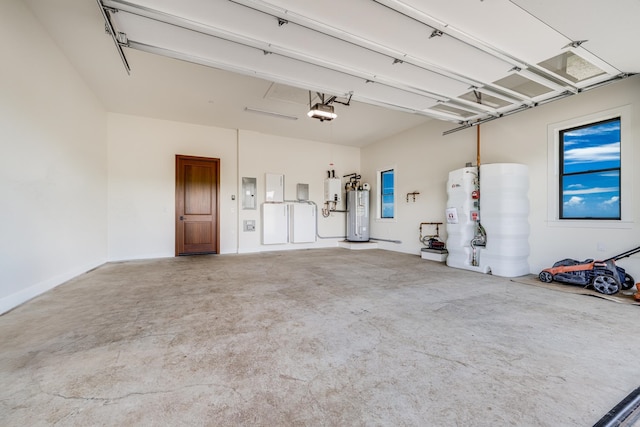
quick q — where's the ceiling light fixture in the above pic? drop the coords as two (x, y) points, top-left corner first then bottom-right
(307, 91), (351, 122)
(244, 107), (298, 120)
(307, 103), (337, 121)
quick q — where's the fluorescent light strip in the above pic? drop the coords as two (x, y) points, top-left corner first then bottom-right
(244, 107), (298, 120)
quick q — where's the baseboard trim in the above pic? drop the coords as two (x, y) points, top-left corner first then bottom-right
(0, 260), (106, 316)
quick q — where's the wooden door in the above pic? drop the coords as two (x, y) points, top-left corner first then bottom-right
(175, 155), (220, 255)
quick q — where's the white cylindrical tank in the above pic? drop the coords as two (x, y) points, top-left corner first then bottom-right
(479, 163), (530, 277)
(445, 163), (530, 277)
(346, 189), (370, 242)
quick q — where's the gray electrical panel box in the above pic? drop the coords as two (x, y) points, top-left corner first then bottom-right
(296, 183), (309, 201)
(242, 177), (256, 210)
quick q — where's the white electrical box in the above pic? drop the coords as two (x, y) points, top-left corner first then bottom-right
(265, 173), (284, 203)
(324, 178), (342, 202)
(262, 203), (288, 244)
(290, 204), (316, 243)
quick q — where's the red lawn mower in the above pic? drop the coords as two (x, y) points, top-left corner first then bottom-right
(538, 246), (639, 295)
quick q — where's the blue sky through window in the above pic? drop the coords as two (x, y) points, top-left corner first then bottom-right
(561, 118), (620, 219)
(381, 169), (394, 218)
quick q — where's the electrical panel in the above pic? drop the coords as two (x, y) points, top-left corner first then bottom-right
(324, 178), (342, 202)
(242, 177), (256, 209)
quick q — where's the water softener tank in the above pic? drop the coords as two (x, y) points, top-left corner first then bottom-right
(346, 188), (370, 242)
(446, 163), (529, 278)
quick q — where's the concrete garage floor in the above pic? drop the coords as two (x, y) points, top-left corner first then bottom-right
(1, 248), (639, 426)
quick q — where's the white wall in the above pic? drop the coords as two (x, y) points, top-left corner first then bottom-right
(106, 118), (360, 260)
(107, 113), (238, 260)
(237, 130), (360, 253)
(0, 0), (108, 314)
(362, 75), (640, 279)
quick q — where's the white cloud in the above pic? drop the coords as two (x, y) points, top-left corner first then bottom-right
(563, 186), (619, 195)
(603, 196), (620, 205)
(564, 142), (620, 164)
(564, 123), (620, 137)
(566, 183), (585, 190)
(564, 196), (584, 207)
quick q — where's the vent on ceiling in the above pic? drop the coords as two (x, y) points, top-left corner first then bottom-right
(265, 82), (318, 106)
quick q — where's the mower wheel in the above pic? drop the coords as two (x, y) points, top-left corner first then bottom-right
(539, 271), (553, 283)
(592, 275), (619, 295)
(622, 273), (635, 290)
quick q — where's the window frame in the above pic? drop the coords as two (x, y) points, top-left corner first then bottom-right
(377, 167), (396, 221)
(559, 117), (621, 220)
(547, 105), (632, 228)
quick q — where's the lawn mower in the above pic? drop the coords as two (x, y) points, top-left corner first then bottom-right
(538, 245), (639, 295)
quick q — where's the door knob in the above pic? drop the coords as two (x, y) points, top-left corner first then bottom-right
(179, 216), (184, 220)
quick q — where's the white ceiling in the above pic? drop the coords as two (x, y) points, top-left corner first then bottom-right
(25, 0), (639, 147)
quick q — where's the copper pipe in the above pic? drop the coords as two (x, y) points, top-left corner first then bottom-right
(476, 123), (481, 169)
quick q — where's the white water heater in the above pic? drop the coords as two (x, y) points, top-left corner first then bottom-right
(346, 188), (370, 242)
(445, 163), (530, 277)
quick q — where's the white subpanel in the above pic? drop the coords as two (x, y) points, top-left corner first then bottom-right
(262, 203), (288, 244)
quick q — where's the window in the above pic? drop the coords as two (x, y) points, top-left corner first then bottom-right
(380, 169), (395, 219)
(547, 105), (631, 227)
(559, 117), (621, 219)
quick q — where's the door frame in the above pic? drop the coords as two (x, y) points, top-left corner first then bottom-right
(175, 155), (220, 256)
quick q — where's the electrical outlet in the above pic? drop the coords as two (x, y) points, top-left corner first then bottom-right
(243, 220), (255, 232)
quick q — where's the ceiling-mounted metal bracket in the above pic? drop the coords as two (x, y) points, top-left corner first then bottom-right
(333, 92), (353, 106)
(116, 31), (129, 46)
(95, 0), (131, 75)
(393, 58), (404, 65)
(277, 17), (288, 27)
(429, 29), (443, 38)
(563, 40), (588, 49)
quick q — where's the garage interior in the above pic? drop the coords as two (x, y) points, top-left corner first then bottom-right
(2, 0), (640, 425)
